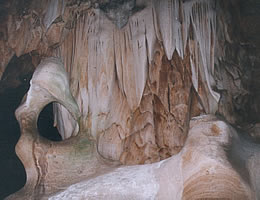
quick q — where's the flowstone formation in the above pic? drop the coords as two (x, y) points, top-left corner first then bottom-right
(1, 0), (259, 199)
(8, 58), (257, 200)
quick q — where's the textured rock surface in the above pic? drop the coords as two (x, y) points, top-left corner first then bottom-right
(48, 115), (254, 200)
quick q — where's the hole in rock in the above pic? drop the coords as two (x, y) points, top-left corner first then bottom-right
(37, 102), (79, 141)
(0, 54), (34, 199)
(37, 103), (62, 141)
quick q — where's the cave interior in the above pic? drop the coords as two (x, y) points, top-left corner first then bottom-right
(0, 0), (260, 199)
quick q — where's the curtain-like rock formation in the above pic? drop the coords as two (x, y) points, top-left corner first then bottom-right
(50, 0), (219, 164)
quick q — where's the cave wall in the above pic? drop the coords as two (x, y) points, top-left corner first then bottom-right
(215, 0), (260, 127)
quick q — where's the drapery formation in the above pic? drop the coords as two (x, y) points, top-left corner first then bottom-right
(45, 0), (220, 164)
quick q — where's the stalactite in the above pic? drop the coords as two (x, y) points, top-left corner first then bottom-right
(155, 0), (219, 113)
(43, 0), (65, 30)
(154, 0), (184, 59)
(187, 0), (220, 113)
(54, 5), (156, 142)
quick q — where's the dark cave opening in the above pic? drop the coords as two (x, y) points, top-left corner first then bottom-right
(0, 54), (61, 199)
(37, 103), (62, 142)
(0, 54), (32, 199)
(0, 85), (27, 199)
